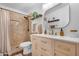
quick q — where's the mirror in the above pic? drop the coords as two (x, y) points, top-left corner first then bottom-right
(44, 3), (70, 28)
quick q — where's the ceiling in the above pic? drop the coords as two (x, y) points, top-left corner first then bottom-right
(0, 3), (43, 14)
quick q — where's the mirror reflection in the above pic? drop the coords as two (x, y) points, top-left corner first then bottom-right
(44, 3), (70, 29)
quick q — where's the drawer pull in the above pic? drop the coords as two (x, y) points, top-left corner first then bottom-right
(33, 38), (36, 40)
(58, 45), (70, 52)
(41, 54), (43, 56)
(54, 53), (56, 56)
(41, 48), (47, 51)
(41, 41), (47, 44)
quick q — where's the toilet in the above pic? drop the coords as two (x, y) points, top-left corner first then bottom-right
(19, 41), (32, 55)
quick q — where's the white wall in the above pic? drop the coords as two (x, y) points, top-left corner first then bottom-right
(31, 17), (43, 33)
(64, 3), (79, 37)
(31, 5), (43, 33)
(26, 4), (43, 14)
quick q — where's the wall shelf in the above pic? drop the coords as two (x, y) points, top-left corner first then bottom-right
(31, 14), (42, 20)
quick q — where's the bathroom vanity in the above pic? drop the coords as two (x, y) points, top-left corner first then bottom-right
(31, 34), (79, 56)
(31, 3), (79, 56)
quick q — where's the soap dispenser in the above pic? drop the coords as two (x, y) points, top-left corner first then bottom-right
(60, 28), (64, 36)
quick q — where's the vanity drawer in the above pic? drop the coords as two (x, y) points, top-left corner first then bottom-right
(55, 40), (76, 56)
(39, 44), (53, 55)
(39, 37), (54, 56)
(40, 48), (52, 56)
(40, 52), (51, 56)
(39, 37), (52, 47)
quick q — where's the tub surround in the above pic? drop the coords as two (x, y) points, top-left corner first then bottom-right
(10, 11), (30, 49)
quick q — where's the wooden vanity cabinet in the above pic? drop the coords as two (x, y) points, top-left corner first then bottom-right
(55, 40), (76, 56)
(77, 43), (79, 56)
(31, 36), (41, 56)
(39, 37), (54, 56)
(31, 35), (78, 56)
(54, 50), (67, 56)
(31, 37), (37, 56)
(31, 35), (54, 56)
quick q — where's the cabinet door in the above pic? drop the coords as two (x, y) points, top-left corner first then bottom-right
(77, 43), (79, 56)
(39, 37), (52, 47)
(55, 50), (67, 56)
(31, 36), (41, 56)
(32, 37), (37, 56)
(55, 40), (76, 56)
(51, 39), (55, 56)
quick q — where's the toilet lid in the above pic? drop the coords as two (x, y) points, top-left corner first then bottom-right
(19, 41), (32, 48)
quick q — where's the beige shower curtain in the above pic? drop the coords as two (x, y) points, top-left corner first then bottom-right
(0, 8), (11, 54)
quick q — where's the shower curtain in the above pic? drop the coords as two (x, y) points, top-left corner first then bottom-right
(0, 8), (11, 55)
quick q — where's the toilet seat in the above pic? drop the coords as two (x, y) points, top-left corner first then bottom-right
(19, 41), (32, 55)
(19, 41), (32, 48)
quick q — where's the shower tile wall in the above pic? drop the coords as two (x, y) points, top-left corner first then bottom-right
(10, 11), (30, 49)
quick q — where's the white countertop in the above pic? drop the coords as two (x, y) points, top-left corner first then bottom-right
(31, 34), (79, 43)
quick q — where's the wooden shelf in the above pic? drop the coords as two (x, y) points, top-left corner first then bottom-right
(31, 14), (42, 20)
